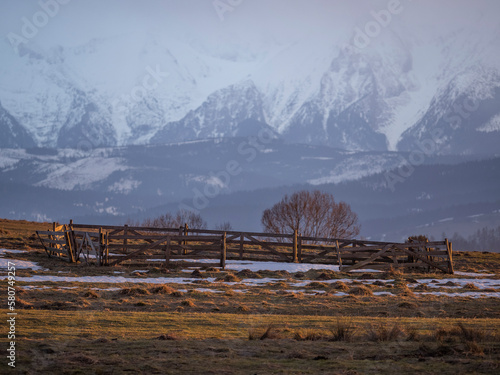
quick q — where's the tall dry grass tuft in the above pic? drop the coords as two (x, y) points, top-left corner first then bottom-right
(348, 285), (373, 296)
(217, 273), (241, 282)
(455, 323), (486, 343)
(462, 283), (479, 290)
(119, 287), (150, 296)
(366, 323), (404, 342)
(83, 290), (100, 298)
(181, 299), (196, 307)
(293, 329), (325, 341)
(149, 285), (175, 294)
(329, 319), (356, 342)
(249, 324), (282, 340)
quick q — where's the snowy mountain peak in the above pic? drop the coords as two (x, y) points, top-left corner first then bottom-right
(0, 14), (499, 154)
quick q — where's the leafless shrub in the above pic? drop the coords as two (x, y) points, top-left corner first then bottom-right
(139, 209), (207, 229)
(214, 221), (233, 231)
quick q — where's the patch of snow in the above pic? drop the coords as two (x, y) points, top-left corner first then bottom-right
(350, 269), (383, 273)
(413, 278), (500, 289)
(416, 291), (500, 298)
(184, 288), (224, 294)
(477, 114), (500, 132)
(0, 249), (45, 271)
(301, 156), (334, 161)
(454, 271), (495, 277)
(438, 217), (454, 223)
(34, 157), (128, 190)
(166, 259), (341, 273)
(91, 287), (122, 292)
(468, 214), (484, 218)
(307, 154), (402, 185)
(226, 261), (340, 273)
(0, 275), (216, 285)
(0, 155), (19, 169)
(0, 249), (27, 254)
(108, 178), (142, 194)
(374, 292), (395, 296)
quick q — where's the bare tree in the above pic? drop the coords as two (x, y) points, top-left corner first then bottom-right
(261, 190), (360, 239)
(141, 209), (207, 229)
(215, 221), (233, 231)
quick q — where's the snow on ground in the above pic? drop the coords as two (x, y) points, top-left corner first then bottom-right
(0, 275), (217, 285)
(417, 291), (500, 298)
(173, 259), (341, 273)
(412, 279), (500, 289)
(454, 271), (495, 277)
(1, 251), (499, 298)
(0, 249), (46, 271)
(0, 249), (27, 254)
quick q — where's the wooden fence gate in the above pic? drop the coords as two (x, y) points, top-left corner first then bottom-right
(36, 222), (454, 274)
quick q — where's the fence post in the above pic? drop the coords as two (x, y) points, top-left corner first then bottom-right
(220, 233), (226, 269)
(98, 227), (103, 266)
(105, 233), (109, 266)
(64, 228), (75, 263)
(239, 234), (244, 260)
(68, 220), (77, 262)
(336, 240), (342, 267)
(298, 235), (302, 263)
(165, 237), (171, 268)
(445, 238), (454, 274)
(178, 226), (183, 255)
(183, 223), (188, 255)
(123, 224), (128, 254)
(292, 230), (298, 263)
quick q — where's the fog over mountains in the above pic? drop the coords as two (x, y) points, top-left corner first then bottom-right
(0, 0), (499, 243)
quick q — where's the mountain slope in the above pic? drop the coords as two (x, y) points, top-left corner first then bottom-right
(0, 25), (499, 154)
(0, 101), (35, 148)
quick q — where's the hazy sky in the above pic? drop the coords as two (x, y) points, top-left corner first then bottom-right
(1, 0), (499, 53)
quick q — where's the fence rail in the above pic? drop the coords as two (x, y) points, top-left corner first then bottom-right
(35, 221), (454, 273)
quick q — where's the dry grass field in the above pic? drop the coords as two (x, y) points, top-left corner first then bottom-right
(1, 219), (499, 374)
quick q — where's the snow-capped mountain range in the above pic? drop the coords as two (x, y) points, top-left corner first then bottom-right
(1, 23), (500, 154)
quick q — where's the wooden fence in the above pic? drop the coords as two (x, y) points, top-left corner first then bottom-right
(35, 222), (454, 273)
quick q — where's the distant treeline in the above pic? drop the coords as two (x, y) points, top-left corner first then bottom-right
(448, 225), (500, 252)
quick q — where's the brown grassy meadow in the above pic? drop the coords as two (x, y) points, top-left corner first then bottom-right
(1, 219), (499, 374)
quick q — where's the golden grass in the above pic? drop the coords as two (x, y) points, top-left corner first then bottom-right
(1, 219), (500, 373)
(4, 309), (498, 342)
